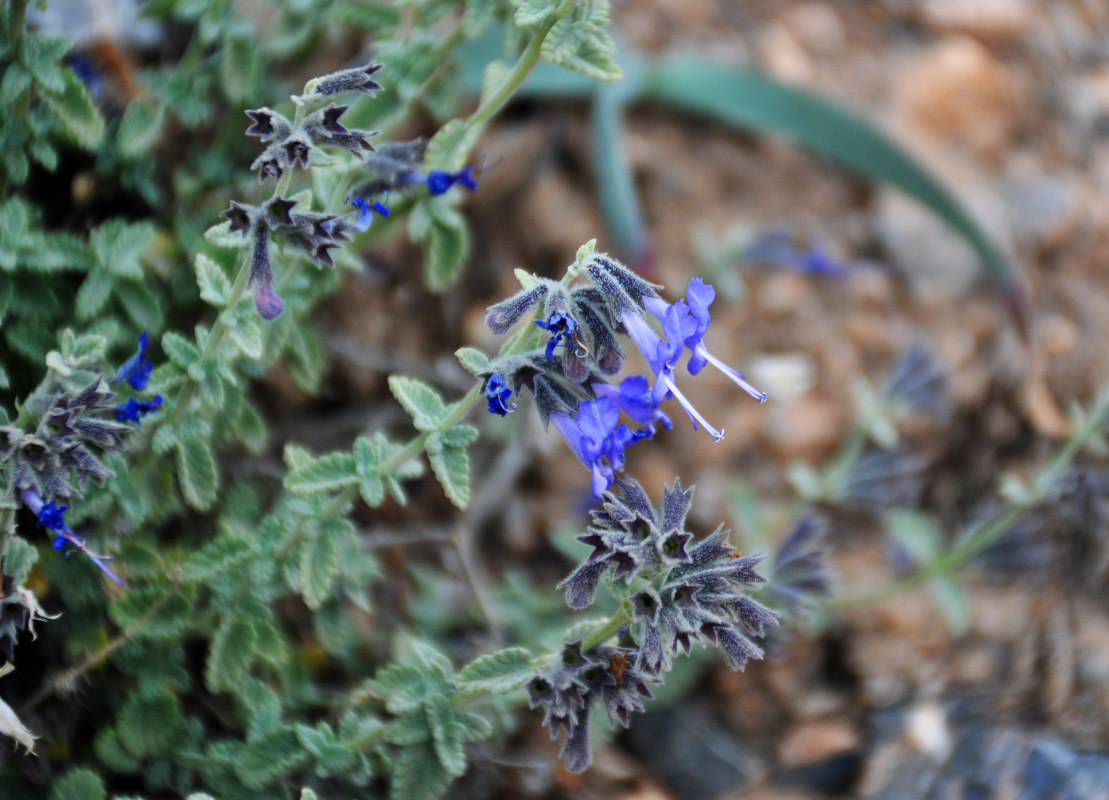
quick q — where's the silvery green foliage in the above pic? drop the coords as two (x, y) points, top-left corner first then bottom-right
(0, 1), (639, 798)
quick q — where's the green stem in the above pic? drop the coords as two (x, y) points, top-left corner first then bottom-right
(834, 392), (1109, 609)
(0, 507), (14, 573)
(583, 605), (633, 651)
(434, 0), (576, 169)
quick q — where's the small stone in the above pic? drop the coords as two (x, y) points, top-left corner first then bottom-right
(778, 721), (861, 768)
(893, 35), (1028, 160)
(782, 4), (847, 56)
(746, 353), (816, 404)
(758, 22), (815, 85)
(764, 397), (844, 462)
(904, 701), (953, 762)
(919, 0), (1038, 42)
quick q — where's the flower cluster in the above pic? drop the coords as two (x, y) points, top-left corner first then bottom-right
(529, 477), (777, 772)
(227, 63), (483, 320)
(527, 641), (658, 773)
(481, 251), (765, 496)
(2, 334), (163, 593)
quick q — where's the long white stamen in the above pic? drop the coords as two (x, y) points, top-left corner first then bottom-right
(661, 373), (725, 442)
(696, 344), (767, 403)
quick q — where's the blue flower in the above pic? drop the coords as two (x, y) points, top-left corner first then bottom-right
(551, 397), (647, 498)
(621, 279), (765, 441)
(21, 489), (125, 588)
(347, 193), (391, 231)
(592, 375), (672, 435)
(535, 313), (580, 362)
(113, 332), (154, 391)
(424, 166), (477, 196)
(114, 395), (164, 423)
(35, 500), (69, 532)
(485, 374), (516, 416)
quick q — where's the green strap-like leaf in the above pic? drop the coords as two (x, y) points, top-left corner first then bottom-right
(642, 57), (1019, 294)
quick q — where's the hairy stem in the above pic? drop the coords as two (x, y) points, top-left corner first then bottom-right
(583, 605), (633, 651)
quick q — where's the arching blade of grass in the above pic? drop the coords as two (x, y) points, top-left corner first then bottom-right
(641, 56), (1021, 299)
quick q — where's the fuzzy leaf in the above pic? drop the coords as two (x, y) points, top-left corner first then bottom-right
(184, 536), (252, 582)
(454, 347), (489, 375)
(195, 253), (232, 307)
(42, 70), (104, 149)
(300, 525), (340, 610)
(426, 428), (474, 509)
(286, 452), (358, 495)
(457, 647), (534, 694)
(118, 691), (181, 758)
(74, 269), (115, 320)
(390, 740), (454, 800)
(388, 376), (449, 432)
(207, 617), (257, 692)
(236, 727), (309, 790)
(353, 435), (385, 507)
(884, 509), (942, 564)
(118, 94), (167, 157)
(219, 28), (256, 103)
(929, 576), (973, 637)
(177, 437), (218, 509)
(424, 118), (481, 172)
(162, 331), (201, 368)
(427, 696), (467, 777)
(50, 769), (105, 800)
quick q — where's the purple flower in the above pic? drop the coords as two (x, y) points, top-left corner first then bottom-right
(550, 396), (644, 498)
(114, 395), (164, 423)
(347, 193), (390, 232)
(422, 166), (477, 196)
(250, 226), (285, 320)
(112, 332), (154, 391)
(621, 279), (765, 441)
(485, 374), (516, 416)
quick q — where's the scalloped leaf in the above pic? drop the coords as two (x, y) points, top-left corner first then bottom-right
(457, 648), (534, 694)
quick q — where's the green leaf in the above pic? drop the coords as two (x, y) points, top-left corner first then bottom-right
(162, 331), (201, 368)
(884, 509), (942, 564)
(177, 437), (218, 509)
(285, 452), (358, 495)
(426, 428), (474, 509)
(118, 690), (181, 758)
(184, 536), (253, 582)
(205, 218), (252, 250)
(41, 70), (104, 149)
(94, 727), (142, 773)
(426, 696), (467, 778)
(74, 269), (115, 321)
(928, 576), (973, 637)
(454, 347), (489, 375)
(116, 278), (164, 332)
(236, 727), (308, 790)
(353, 435), (385, 506)
(50, 768), (105, 800)
(220, 29), (257, 103)
(388, 376), (449, 432)
(4, 537), (38, 585)
(195, 253), (232, 307)
(118, 94), (167, 157)
(390, 740), (454, 800)
(644, 57), (1019, 294)
(457, 647), (534, 694)
(300, 524), (340, 610)
(424, 119), (482, 172)
(206, 617), (257, 692)
(419, 201), (470, 291)
(229, 309), (264, 360)
(109, 586), (193, 639)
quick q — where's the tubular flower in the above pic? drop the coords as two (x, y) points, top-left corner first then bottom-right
(114, 395), (164, 424)
(111, 332), (153, 391)
(621, 278), (765, 441)
(347, 193), (390, 232)
(484, 374), (516, 416)
(22, 489), (124, 587)
(549, 396), (648, 499)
